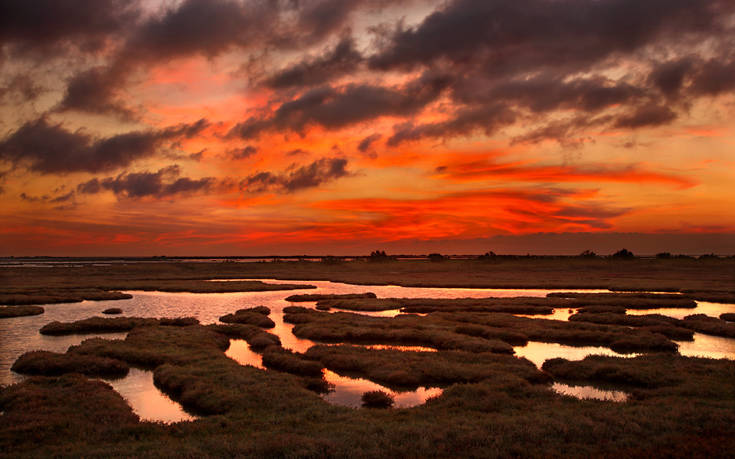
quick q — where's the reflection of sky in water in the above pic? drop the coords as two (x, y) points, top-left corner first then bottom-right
(322, 370), (443, 409)
(104, 368), (196, 423)
(514, 341), (634, 368)
(552, 382), (628, 402)
(676, 333), (735, 360)
(2, 279), (734, 417)
(627, 301), (735, 320)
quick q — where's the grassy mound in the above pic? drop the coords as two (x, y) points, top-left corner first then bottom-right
(11, 350), (129, 377)
(0, 305), (44, 318)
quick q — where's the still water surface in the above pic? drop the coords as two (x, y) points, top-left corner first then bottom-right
(2, 279), (733, 421)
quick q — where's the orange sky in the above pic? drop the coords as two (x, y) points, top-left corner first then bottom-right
(1, 0), (734, 255)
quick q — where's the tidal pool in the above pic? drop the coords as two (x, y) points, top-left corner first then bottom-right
(104, 369), (196, 423)
(2, 279), (734, 416)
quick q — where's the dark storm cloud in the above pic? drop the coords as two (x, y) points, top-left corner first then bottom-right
(266, 36), (362, 89)
(56, 66), (132, 117)
(19, 191), (74, 204)
(614, 105), (678, 129)
(242, 157), (350, 193)
(227, 145), (259, 160)
(357, 0), (735, 143)
(77, 165), (218, 199)
(231, 73), (450, 138)
(0, 75), (45, 103)
(690, 58), (735, 96)
(122, 0), (279, 63)
(457, 75), (642, 114)
(0, 117), (209, 174)
(0, 0), (139, 53)
(368, 0), (730, 72)
(387, 103), (515, 146)
(357, 133), (382, 152)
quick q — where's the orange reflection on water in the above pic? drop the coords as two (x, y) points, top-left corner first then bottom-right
(514, 342), (633, 368)
(322, 370), (443, 409)
(225, 339), (265, 368)
(105, 368), (196, 424)
(552, 382), (628, 402)
(677, 333), (735, 360)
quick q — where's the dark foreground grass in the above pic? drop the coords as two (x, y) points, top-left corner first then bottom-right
(722, 313), (735, 322)
(12, 350), (129, 378)
(1, 318), (734, 457)
(219, 306), (275, 328)
(304, 344), (548, 389)
(0, 305), (44, 318)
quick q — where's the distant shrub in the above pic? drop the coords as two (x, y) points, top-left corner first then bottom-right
(368, 250), (393, 262)
(611, 249), (635, 259)
(428, 253), (446, 262)
(477, 251), (497, 260)
(320, 256), (341, 264)
(361, 390), (394, 408)
(579, 250), (597, 258)
(698, 253), (718, 259)
(102, 308), (122, 315)
(656, 252), (672, 259)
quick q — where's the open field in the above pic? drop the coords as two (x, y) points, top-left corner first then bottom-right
(1, 258), (734, 457)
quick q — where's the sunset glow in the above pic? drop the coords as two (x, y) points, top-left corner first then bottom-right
(1, 0), (734, 255)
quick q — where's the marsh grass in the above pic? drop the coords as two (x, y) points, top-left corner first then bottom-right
(208, 323), (281, 349)
(219, 307), (275, 328)
(0, 289), (132, 306)
(304, 345), (548, 389)
(0, 305), (44, 318)
(285, 293), (377, 302)
(40, 317), (159, 335)
(2, 313), (734, 457)
(102, 307), (123, 314)
(434, 311), (679, 352)
(11, 350), (129, 378)
(721, 313), (735, 322)
(2, 258), (735, 456)
(361, 390), (394, 408)
(285, 309), (514, 353)
(261, 347), (324, 377)
(569, 312), (694, 340)
(682, 314), (735, 338)
(541, 354), (735, 397)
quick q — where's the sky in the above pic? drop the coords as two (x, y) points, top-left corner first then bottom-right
(1, 0), (734, 256)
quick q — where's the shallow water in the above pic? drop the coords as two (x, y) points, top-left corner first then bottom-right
(104, 368), (196, 423)
(2, 279), (734, 416)
(627, 301), (735, 320)
(322, 370), (443, 408)
(514, 341), (634, 368)
(551, 382), (628, 402)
